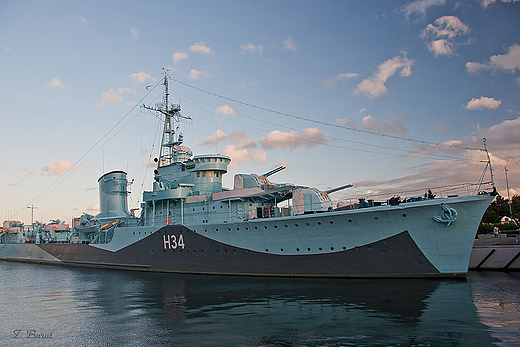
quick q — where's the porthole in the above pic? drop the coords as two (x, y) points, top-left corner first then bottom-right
(331, 247), (334, 250)
(246, 227), (249, 231)
(296, 248), (300, 251)
(375, 217), (379, 220)
(343, 247), (346, 250)
(228, 228), (231, 231)
(295, 223), (299, 227)
(265, 249), (269, 252)
(215, 228), (219, 232)
(237, 227), (240, 231)
(204, 229), (208, 233)
(274, 225), (278, 229)
(307, 248), (311, 251)
(284, 225), (288, 228)
(402, 214), (407, 217)
(306, 223), (310, 226)
(318, 222), (321, 225)
(329, 221), (334, 224)
(319, 247), (322, 251)
(348, 219), (352, 223)
(280, 248), (284, 252)
(255, 226), (258, 230)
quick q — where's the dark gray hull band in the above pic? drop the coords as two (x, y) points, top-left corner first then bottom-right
(8, 226), (444, 278)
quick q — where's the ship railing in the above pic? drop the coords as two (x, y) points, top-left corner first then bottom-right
(334, 182), (494, 211)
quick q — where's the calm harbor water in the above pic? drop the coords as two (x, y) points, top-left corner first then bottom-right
(1, 262), (518, 347)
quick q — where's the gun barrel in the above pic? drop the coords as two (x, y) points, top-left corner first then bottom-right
(326, 184), (353, 194)
(261, 165), (286, 178)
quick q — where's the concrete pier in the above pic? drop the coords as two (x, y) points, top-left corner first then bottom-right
(469, 234), (520, 270)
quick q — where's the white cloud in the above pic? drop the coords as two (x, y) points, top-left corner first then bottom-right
(429, 123), (447, 132)
(189, 42), (212, 54)
(335, 117), (357, 128)
(344, 117), (520, 198)
(323, 73), (359, 90)
(259, 127), (326, 150)
(487, 44), (520, 73)
(282, 37), (297, 53)
(78, 17), (87, 24)
(362, 115), (407, 136)
(472, 117), (520, 148)
(129, 71), (156, 84)
(87, 203), (99, 211)
(241, 43), (263, 53)
(465, 96), (502, 110)
(221, 145), (268, 167)
(195, 130), (257, 150)
(46, 78), (65, 89)
(131, 26), (139, 39)
(188, 69), (213, 80)
(401, 0), (447, 18)
(95, 87), (136, 107)
(195, 129), (265, 167)
(477, 0), (520, 8)
(42, 159), (71, 175)
(172, 52), (188, 64)
(466, 44), (520, 74)
(465, 61), (489, 74)
(354, 54), (413, 99)
(215, 105), (235, 121)
(420, 16), (470, 57)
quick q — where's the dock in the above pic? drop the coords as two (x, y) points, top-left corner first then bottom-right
(469, 233), (520, 270)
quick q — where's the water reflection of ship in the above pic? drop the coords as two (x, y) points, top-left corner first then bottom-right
(74, 268), (499, 346)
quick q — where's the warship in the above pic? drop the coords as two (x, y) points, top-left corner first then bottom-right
(0, 74), (495, 277)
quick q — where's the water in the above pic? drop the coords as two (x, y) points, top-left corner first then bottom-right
(0, 262), (518, 347)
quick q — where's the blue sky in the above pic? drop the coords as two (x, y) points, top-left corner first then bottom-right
(1, 0), (519, 224)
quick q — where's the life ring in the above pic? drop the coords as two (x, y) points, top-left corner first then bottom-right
(52, 226), (57, 231)
(66, 226), (69, 231)
(165, 218), (170, 225)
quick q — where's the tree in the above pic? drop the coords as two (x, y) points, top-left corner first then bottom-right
(481, 195), (519, 224)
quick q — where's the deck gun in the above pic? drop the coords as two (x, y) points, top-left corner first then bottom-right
(260, 165), (286, 179)
(325, 184), (353, 194)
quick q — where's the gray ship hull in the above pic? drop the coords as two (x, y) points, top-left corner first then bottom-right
(2, 226), (439, 277)
(0, 193), (494, 278)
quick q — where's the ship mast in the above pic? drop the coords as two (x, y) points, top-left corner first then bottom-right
(142, 69), (191, 168)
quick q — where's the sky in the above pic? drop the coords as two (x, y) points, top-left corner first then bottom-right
(1, 0), (520, 225)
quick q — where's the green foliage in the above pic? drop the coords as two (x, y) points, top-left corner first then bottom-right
(479, 195), (520, 234)
(478, 222), (518, 234)
(481, 195), (519, 224)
